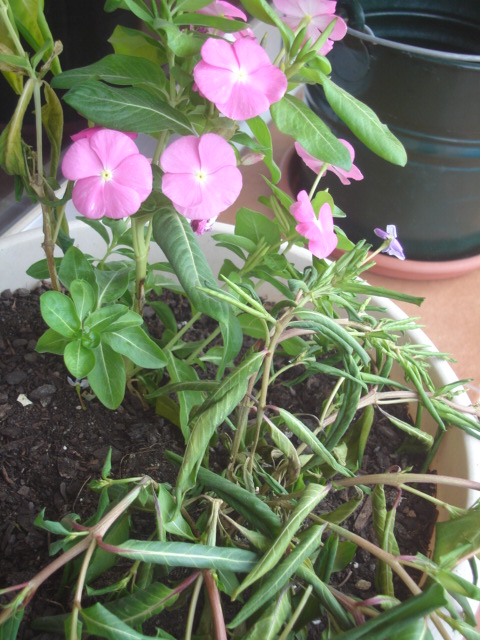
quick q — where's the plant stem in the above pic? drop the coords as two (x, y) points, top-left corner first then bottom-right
(131, 216), (152, 315)
(334, 472), (480, 493)
(185, 572), (203, 640)
(70, 538), (97, 640)
(203, 570), (227, 640)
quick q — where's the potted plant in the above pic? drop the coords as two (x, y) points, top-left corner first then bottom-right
(0, 1), (479, 638)
(294, 0), (480, 275)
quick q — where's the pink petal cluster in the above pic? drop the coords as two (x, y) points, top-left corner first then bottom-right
(62, 129), (152, 219)
(193, 37), (288, 120)
(295, 140), (363, 185)
(160, 133), (242, 220)
(198, 0), (247, 21)
(273, 0), (347, 55)
(290, 190), (337, 259)
(71, 126), (138, 142)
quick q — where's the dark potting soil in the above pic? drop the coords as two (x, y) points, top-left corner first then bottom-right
(0, 286), (437, 639)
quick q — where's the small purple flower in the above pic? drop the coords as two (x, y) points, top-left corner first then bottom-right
(374, 225), (405, 260)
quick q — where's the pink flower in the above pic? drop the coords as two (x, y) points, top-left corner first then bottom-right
(198, 0), (247, 21)
(273, 0), (347, 55)
(191, 216), (218, 236)
(62, 129), (153, 219)
(290, 190), (337, 259)
(295, 140), (363, 185)
(71, 126), (138, 142)
(160, 133), (242, 220)
(193, 37), (287, 120)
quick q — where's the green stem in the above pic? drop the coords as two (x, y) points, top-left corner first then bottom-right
(70, 538), (97, 640)
(131, 216), (152, 315)
(185, 326), (221, 365)
(308, 164), (328, 200)
(185, 573), (203, 640)
(164, 311), (202, 350)
(153, 129), (170, 166)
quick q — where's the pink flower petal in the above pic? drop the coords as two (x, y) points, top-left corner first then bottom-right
(290, 191), (337, 258)
(72, 177), (108, 219)
(103, 181), (143, 218)
(71, 126), (138, 142)
(88, 129), (140, 171)
(114, 154), (153, 201)
(198, 133), (237, 172)
(160, 136), (202, 174)
(199, 0), (247, 21)
(62, 139), (104, 180)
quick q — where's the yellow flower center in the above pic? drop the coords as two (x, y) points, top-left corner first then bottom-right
(101, 169), (113, 182)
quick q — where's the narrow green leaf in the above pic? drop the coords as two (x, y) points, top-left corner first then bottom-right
(234, 484), (330, 597)
(0, 78), (34, 175)
(0, 607), (24, 640)
(114, 539), (259, 572)
(242, 590), (292, 640)
(165, 352), (204, 441)
(105, 582), (178, 627)
(41, 84), (63, 177)
(102, 326), (166, 368)
(321, 75), (407, 166)
(40, 291), (81, 338)
(230, 524), (325, 626)
(175, 351), (265, 504)
(276, 408), (352, 477)
(271, 93), (351, 169)
(434, 510), (480, 570)
(81, 603), (162, 640)
(331, 584), (447, 640)
(152, 207), (230, 324)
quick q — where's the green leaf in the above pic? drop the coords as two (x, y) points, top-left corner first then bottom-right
(331, 584), (447, 640)
(58, 246), (96, 291)
(0, 78), (34, 175)
(108, 26), (167, 67)
(33, 508), (73, 536)
(41, 84), (63, 178)
(270, 93), (351, 169)
(165, 352), (204, 441)
(242, 591), (292, 640)
(52, 53), (166, 90)
(104, 310), (144, 333)
(88, 342), (126, 409)
(157, 484), (195, 540)
(113, 539), (259, 572)
(234, 483), (330, 597)
(321, 75), (407, 166)
(230, 524), (325, 626)
(434, 510), (480, 570)
(166, 450), (282, 538)
(152, 207), (230, 324)
(26, 257), (63, 280)
(40, 291), (81, 338)
(240, 0), (294, 44)
(175, 351), (265, 505)
(63, 81), (194, 135)
(276, 408), (352, 477)
(70, 280), (96, 321)
(35, 328), (69, 355)
(247, 115), (281, 183)
(105, 582), (179, 627)
(81, 603), (162, 640)
(218, 311), (243, 376)
(102, 326), (166, 369)
(95, 269), (131, 306)
(0, 607), (24, 640)
(84, 305), (129, 334)
(64, 340), (96, 379)
(235, 208), (281, 245)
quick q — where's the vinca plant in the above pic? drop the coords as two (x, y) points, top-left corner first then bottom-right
(0, 0), (480, 638)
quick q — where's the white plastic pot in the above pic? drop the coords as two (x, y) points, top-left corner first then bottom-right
(0, 219), (477, 636)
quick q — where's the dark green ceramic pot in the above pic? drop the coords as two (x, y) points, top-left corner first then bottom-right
(299, 0), (480, 261)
